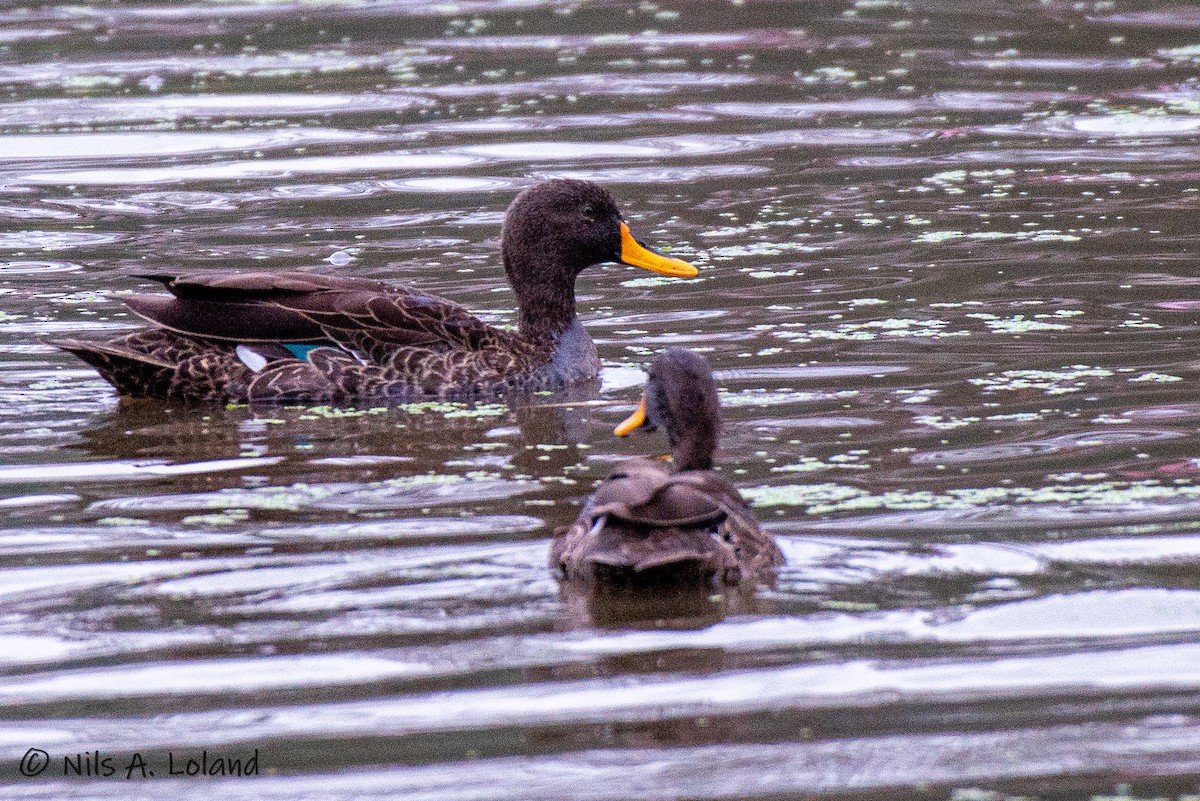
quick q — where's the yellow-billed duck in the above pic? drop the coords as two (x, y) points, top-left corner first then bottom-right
(52, 179), (697, 402)
(551, 348), (784, 587)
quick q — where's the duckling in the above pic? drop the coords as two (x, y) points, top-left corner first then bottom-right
(52, 179), (697, 402)
(551, 348), (784, 587)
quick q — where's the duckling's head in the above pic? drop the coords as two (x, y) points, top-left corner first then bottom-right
(615, 348), (720, 471)
(501, 179), (696, 340)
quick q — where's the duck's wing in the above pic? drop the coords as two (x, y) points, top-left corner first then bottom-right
(589, 458), (727, 527)
(550, 458), (735, 582)
(550, 460), (784, 585)
(680, 472), (786, 574)
(126, 271), (510, 359)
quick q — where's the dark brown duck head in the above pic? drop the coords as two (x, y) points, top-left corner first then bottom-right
(614, 347), (720, 472)
(501, 179), (697, 343)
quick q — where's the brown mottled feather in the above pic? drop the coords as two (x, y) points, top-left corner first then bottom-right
(51, 267), (555, 402)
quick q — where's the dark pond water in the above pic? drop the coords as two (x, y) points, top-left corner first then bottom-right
(4, 0), (1200, 797)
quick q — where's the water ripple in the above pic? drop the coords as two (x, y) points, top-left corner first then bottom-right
(0, 129), (385, 163)
(1, 1), (1199, 796)
(911, 428), (1186, 465)
(0, 94), (434, 126)
(953, 56), (1164, 73)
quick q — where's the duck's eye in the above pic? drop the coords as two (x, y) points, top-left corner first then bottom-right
(581, 204), (598, 221)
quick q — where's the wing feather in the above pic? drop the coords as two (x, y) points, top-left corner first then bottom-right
(125, 271), (519, 358)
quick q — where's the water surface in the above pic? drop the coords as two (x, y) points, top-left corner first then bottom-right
(4, 0), (1200, 798)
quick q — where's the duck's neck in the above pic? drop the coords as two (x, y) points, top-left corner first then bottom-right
(669, 406), (719, 471)
(673, 439), (715, 472)
(504, 249), (599, 382)
(514, 279), (577, 343)
(502, 243), (580, 343)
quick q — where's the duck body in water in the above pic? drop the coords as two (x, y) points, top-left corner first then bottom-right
(551, 348), (784, 588)
(52, 180), (697, 403)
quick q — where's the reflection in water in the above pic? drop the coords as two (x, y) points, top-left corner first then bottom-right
(4, 0), (1200, 797)
(558, 583), (737, 631)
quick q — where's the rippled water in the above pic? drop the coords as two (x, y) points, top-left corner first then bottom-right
(5, 0), (1200, 798)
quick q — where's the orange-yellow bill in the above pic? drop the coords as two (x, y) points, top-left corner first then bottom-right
(619, 222), (698, 278)
(614, 396), (647, 436)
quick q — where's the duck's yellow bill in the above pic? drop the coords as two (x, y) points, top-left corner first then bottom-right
(619, 222), (698, 278)
(614, 396), (647, 436)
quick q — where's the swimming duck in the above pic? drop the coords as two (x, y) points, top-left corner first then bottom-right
(551, 348), (784, 587)
(51, 179), (697, 403)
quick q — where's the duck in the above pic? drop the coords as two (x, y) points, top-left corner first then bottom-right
(51, 179), (698, 403)
(550, 348), (784, 588)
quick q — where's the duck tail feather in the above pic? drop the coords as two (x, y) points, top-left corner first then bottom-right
(49, 338), (176, 397)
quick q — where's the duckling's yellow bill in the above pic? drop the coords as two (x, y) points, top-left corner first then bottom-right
(618, 223), (698, 277)
(614, 396), (647, 436)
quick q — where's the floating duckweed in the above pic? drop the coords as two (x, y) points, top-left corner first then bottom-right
(915, 230), (1082, 244)
(1128, 373), (1183, 383)
(711, 241), (819, 258)
(971, 366), (1113, 395)
(621, 275), (697, 288)
(84, 471), (536, 518)
(771, 455), (870, 473)
(47, 291), (111, 304)
(444, 404), (508, 419)
(743, 483), (866, 510)
(296, 406), (390, 419)
(967, 313), (1071, 333)
(914, 415), (980, 430)
(746, 478), (1200, 516)
(801, 65), (857, 84)
(915, 230), (964, 244)
(821, 600), (879, 612)
(925, 169), (968, 185)
(771, 458), (828, 473)
(1048, 471), (1109, 482)
(399, 401), (464, 415)
(394, 401), (507, 418)
(986, 412), (1046, 423)
(774, 317), (966, 344)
